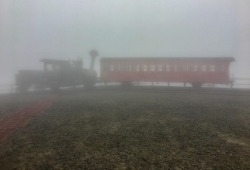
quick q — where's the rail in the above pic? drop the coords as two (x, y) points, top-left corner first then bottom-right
(232, 78), (250, 80)
(0, 77), (250, 94)
(231, 78), (250, 88)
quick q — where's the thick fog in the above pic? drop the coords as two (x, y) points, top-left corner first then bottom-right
(0, 0), (249, 85)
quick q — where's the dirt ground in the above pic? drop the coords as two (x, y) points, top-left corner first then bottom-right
(0, 93), (49, 117)
(0, 89), (250, 169)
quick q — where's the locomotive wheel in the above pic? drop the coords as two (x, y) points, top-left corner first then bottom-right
(83, 81), (95, 89)
(50, 81), (60, 92)
(16, 85), (29, 93)
(16, 81), (31, 93)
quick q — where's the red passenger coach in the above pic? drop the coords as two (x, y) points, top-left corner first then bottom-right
(100, 57), (234, 87)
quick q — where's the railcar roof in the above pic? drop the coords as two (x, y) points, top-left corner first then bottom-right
(101, 57), (235, 62)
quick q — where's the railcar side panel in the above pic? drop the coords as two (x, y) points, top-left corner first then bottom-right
(100, 57), (234, 85)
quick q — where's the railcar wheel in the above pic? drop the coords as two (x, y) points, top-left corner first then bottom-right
(121, 81), (133, 88)
(83, 83), (95, 89)
(192, 82), (202, 88)
(83, 79), (96, 89)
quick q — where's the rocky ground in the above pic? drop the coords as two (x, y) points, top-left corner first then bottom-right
(0, 89), (250, 169)
(0, 93), (48, 117)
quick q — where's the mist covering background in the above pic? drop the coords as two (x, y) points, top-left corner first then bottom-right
(0, 0), (249, 85)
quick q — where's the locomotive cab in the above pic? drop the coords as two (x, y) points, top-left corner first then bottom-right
(41, 58), (96, 90)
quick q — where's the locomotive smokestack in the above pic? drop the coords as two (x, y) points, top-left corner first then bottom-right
(89, 50), (98, 70)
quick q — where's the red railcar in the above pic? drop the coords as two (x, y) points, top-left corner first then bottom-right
(100, 57), (234, 87)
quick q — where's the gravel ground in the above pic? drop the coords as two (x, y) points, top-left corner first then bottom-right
(0, 93), (49, 117)
(0, 89), (250, 169)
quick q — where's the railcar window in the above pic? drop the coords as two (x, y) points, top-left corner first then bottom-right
(201, 65), (206, 72)
(150, 65), (155, 71)
(187, 65), (190, 71)
(210, 65), (215, 72)
(46, 64), (52, 71)
(129, 65), (132, 71)
(182, 65), (187, 72)
(46, 64), (61, 71)
(166, 65), (170, 72)
(174, 65), (178, 72)
(158, 65), (163, 72)
(194, 65), (198, 72)
(110, 65), (114, 71)
(221, 65), (225, 72)
(118, 65), (121, 71)
(122, 65), (125, 71)
(143, 65), (147, 72)
(124, 65), (128, 71)
(136, 65), (140, 72)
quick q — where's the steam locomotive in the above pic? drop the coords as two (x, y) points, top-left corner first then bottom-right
(15, 50), (98, 92)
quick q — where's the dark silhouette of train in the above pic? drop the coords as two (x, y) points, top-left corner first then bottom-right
(15, 53), (234, 92)
(15, 50), (98, 92)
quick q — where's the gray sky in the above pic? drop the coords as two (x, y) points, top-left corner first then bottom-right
(0, 0), (249, 83)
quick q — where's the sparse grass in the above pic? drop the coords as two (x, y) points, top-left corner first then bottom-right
(0, 90), (250, 169)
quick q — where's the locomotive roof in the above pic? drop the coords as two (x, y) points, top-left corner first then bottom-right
(101, 57), (235, 62)
(40, 59), (83, 65)
(40, 59), (71, 64)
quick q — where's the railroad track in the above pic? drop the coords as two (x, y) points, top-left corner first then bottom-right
(0, 95), (58, 143)
(87, 86), (250, 97)
(32, 85), (250, 97)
